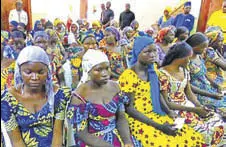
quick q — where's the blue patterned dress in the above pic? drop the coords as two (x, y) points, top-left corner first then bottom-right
(1, 87), (71, 147)
(189, 57), (226, 113)
(66, 92), (142, 147)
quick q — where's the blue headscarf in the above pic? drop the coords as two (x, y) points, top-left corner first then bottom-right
(10, 21), (18, 29)
(130, 36), (166, 115)
(31, 20), (44, 37)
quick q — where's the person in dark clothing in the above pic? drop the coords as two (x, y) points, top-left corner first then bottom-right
(102, 1), (114, 28)
(119, 3), (135, 30)
(100, 3), (105, 24)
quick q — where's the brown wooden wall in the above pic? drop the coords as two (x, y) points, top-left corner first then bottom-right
(197, 0), (223, 32)
(1, 0), (32, 31)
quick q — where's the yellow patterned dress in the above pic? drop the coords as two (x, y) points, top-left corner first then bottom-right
(1, 62), (15, 92)
(1, 87), (71, 147)
(119, 69), (205, 147)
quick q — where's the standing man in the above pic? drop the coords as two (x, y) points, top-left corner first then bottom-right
(100, 3), (106, 24)
(9, 0), (28, 26)
(207, 0), (226, 58)
(102, 1), (114, 28)
(119, 3), (135, 30)
(173, 1), (194, 33)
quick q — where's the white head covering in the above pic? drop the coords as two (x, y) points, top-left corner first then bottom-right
(77, 49), (109, 87)
(14, 46), (54, 113)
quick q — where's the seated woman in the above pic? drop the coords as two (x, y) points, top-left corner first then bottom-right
(158, 42), (225, 146)
(101, 26), (127, 80)
(175, 26), (189, 43)
(66, 49), (139, 147)
(155, 27), (175, 66)
(119, 36), (205, 146)
(204, 27), (226, 94)
(1, 46), (70, 146)
(186, 32), (225, 118)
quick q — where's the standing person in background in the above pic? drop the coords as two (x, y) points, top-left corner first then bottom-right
(119, 3), (135, 31)
(9, 0), (28, 26)
(100, 3), (106, 24)
(158, 6), (174, 29)
(173, 1), (195, 33)
(102, 1), (114, 29)
(207, 0), (226, 58)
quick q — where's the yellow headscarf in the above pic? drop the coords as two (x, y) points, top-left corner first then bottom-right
(92, 20), (101, 28)
(163, 6), (172, 22)
(54, 18), (63, 27)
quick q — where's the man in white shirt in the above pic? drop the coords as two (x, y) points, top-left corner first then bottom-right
(9, 0), (28, 26)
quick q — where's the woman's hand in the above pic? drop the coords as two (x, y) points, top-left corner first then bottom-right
(159, 122), (177, 136)
(168, 110), (177, 119)
(194, 107), (210, 118)
(213, 93), (224, 100)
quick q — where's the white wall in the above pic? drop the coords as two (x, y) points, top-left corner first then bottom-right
(31, 0), (201, 30)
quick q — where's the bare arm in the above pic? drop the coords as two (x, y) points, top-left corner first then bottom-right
(160, 90), (197, 113)
(185, 82), (202, 107)
(77, 127), (113, 147)
(214, 58), (226, 70)
(8, 127), (26, 147)
(116, 111), (132, 145)
(190, 84), (221, 100)
(52, 119), (63, 147)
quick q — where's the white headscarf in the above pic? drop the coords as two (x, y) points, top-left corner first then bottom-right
(14, 46), (54, 113)
(77, 49), (109, 87)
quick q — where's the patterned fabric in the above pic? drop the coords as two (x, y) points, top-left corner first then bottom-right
(202, 47), (225, 89)
(66, 92), (142, 147)
(156, 27), (171, 43)
(1, 30), (9, 46)
(102, 48), (126, 81)
(119, 69), (205, 146)
(3, 45), (18, 59)
(158, 69), (225, 146)
(1, 62), (15, 92)
(1, 87), (71, 147)
(188, 57), (226, 112)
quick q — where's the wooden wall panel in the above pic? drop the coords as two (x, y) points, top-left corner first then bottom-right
(1, 0), (32, 31)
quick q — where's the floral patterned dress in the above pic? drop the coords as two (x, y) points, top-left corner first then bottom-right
(1, 62), (15, 92)
(202, 47), (226, 89)
(119, 69), (205, 147)
(158, 69), (225, 146)
(1, 87), (71, 147)
(102, 48), (127, 81)
(66, 92), (142, 147)
(189, 56), (226, 112)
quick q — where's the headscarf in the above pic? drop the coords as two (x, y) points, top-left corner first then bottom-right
(14, 46), (54, 113)
(70, 21), (79, 33)
(77, 49), (109, 87)
(105, 26), (120, 41)
(122, 26), (133, 40)
(33, 20), (43, 32)
(80, 31), (96, 44)
(11, 30), (26, 39)
(130, 20), (139, 30)
(205, 26), (223, 45)
(130, 36), (166, 115)
(163, 6), (172, 22)
(9, 21), (18, 29)
(33, 31), (49, 41)
(156, 27), (172, 43)
(18, 22), (26, 29)
(54, 18), (63, 27)
(92, 20), (101, 28)
(184, 1), (191, 7)
(45, 20), (53, 29)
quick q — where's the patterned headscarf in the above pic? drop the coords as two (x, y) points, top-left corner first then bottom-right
(92, 20), (101, 28)
(122, 26), (133, 40)
(54, 18), (63, 27)
(9, 21), (18, 29)
(205, 26), (223, 45)
(77, 49), (109, 87)
(130, 20), (139, 30)
(156, 27), (172, 43)
(33, 31), (49, 41)
(105, 26), (120, 41)
(33, 20), (43, 32)
(130, 36), (166, 115)
(14, 46), (55, 113)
